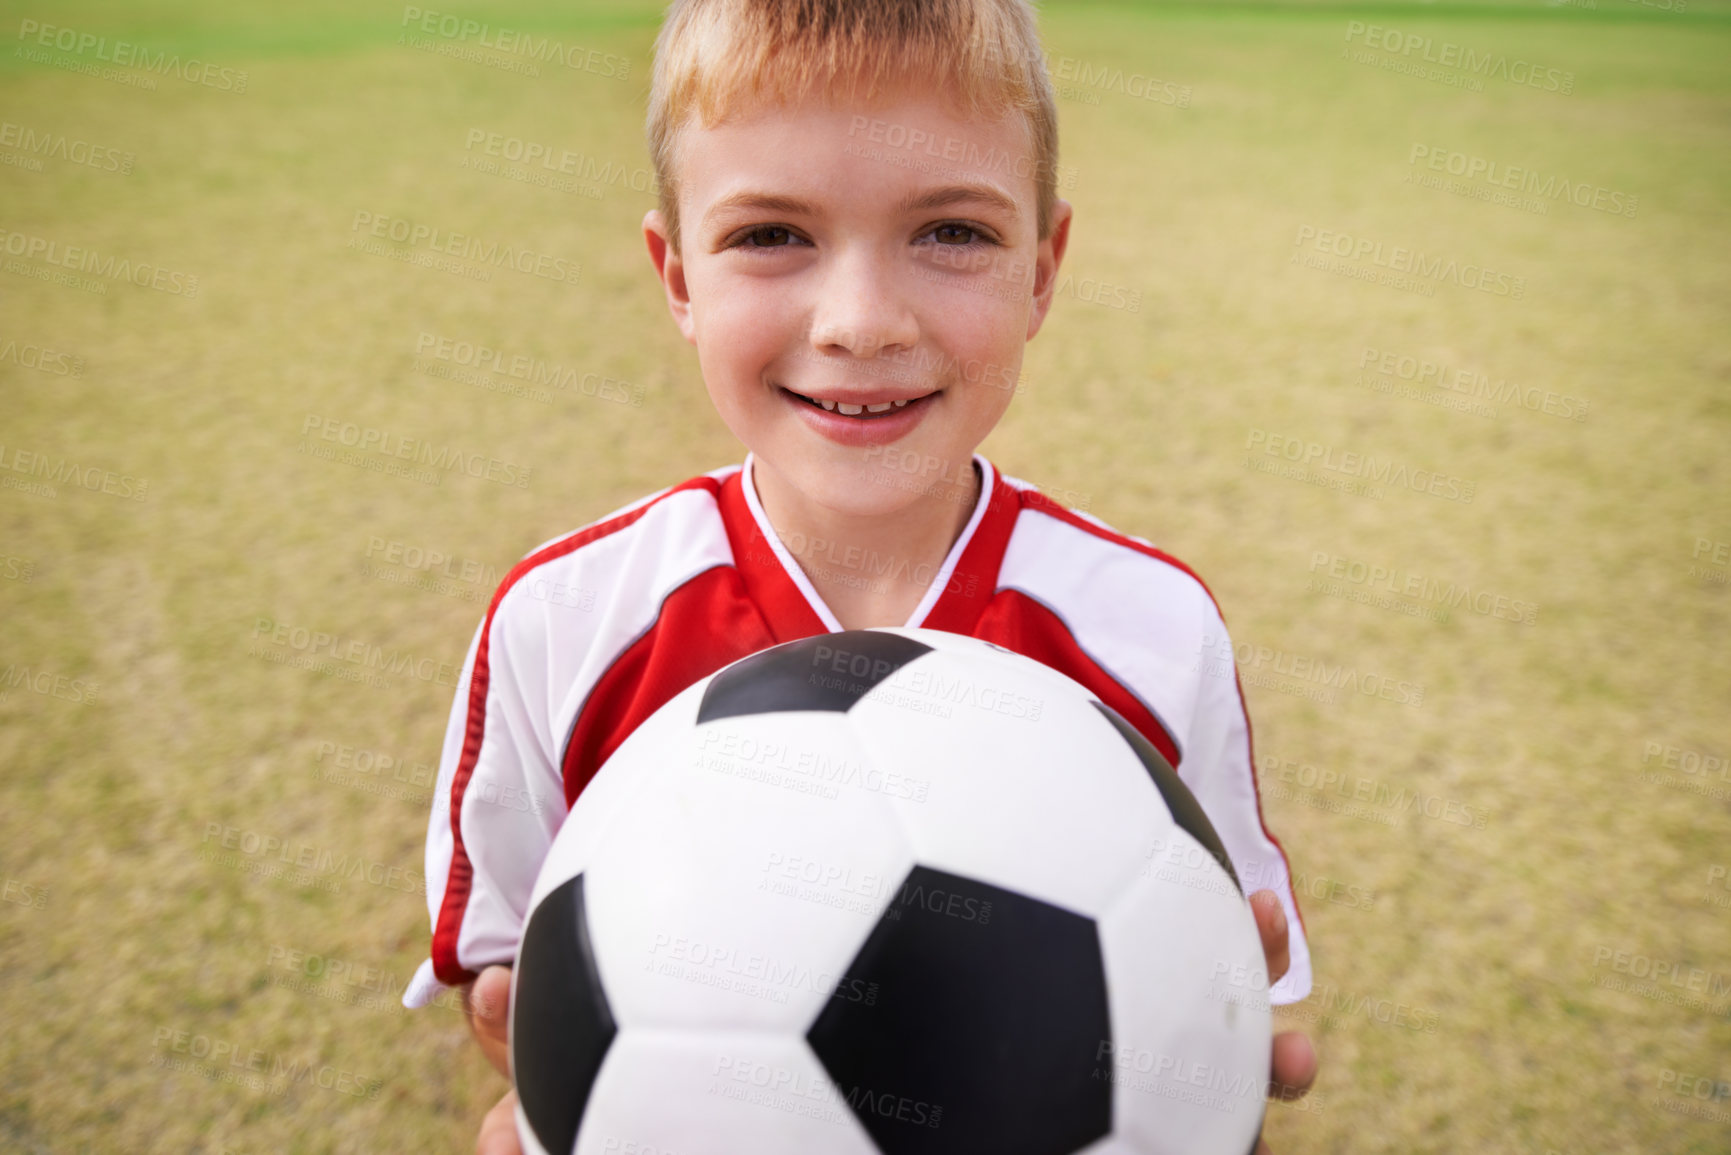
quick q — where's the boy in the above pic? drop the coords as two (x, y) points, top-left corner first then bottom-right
(404, 1), (1317, 1150)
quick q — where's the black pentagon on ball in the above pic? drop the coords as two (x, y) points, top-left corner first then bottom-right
(807, 865), (1112, 1155)
(1092, 700), (1241, 893)
(512, 873), (617, 1155)
(697, 630), (933, 723)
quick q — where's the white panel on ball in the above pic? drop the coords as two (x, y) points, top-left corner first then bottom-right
(847, 637), (1166, 919)
(584, 707), (914, 1034)
(1096, 837), (1271, 1155)
(572, 1029), (882, 1155)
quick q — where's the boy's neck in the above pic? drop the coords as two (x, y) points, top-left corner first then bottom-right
(749, 454), (982, 631)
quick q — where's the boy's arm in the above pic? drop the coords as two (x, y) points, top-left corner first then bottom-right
(1182, 609), (1320, 1123)
(1180, 609), (1312, 1005)
(403, 595), (570, 1011)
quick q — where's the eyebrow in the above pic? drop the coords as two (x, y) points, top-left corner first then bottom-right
(702, 182), (1022, 227)
(897, 183), (1022, 220)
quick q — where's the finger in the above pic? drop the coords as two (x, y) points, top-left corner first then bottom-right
(467, 965), (514, 1078)
(1254, 1141), (1272, 1155)
(1268, 1030), (1317, 1100)
(471, 965), (513, 1038)
(476, 1088), (522, 1155)
(1250, 890), (1290, 985)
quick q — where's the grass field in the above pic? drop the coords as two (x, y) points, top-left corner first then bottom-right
(1, 1), (1728, 1152)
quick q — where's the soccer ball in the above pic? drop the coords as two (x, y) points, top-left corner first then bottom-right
(510, 628), (1270, 1155)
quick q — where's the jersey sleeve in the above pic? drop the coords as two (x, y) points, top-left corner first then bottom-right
(1179, 610), (1312, 1005)
(403, 585), (571, 1009)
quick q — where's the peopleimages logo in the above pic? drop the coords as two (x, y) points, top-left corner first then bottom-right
(0, 120), (133, 173)
(150, 1025), (382, 1100)
(1406, 145), (1636, 219)
(1343, 21), (1574, 95)
(250, 616), (462, 689)
(1246, 428), (1476, 504)
(200, 823), (424, 895)
(299, 414), (533, 488)
(1196, 631), (1426, 708)
(461, 129), (656, 195)
(413, 331), (643, 406)
(1293, 226), (1525, 299)
(15, 18), (249, 92)
(348, 212), (580, 286)
(1591, 945), (1731, 1000)
(363, 536), (501, 589)
(0, 662), (100, 705)
(1046, 53), (1191, 108)
(1358, 347), (1588, 423)
(0, 335), (84, 376)
(1258, 753), (1490, 829)
(399, 6), (630, 79)
(846, 115), (1073, 188)
(1308, 550), (1538, 626)
(0, 443), (148, 501)
(0, 225), (199, 296)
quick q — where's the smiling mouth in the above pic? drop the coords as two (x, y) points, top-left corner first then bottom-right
(782, 387), (933, 417)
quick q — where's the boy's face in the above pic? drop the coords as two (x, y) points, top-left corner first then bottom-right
(644, 83), (1072, 518)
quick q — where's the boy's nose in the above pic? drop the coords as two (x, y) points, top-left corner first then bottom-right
(808, 253), (919, 359)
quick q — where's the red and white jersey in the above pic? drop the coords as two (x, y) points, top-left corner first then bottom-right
(404, 455), (1311, 1008)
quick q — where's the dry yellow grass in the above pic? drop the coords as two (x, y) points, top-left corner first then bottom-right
(0, 2), (1727, 1153)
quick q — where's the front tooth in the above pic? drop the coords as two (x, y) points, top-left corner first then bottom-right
(837, 402), (864, 416)
(892, 399), (908, 408)
(865, 402), (893, 413)
(819, 398), (837, 411)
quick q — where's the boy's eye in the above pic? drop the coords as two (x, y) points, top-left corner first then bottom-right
(932, 224), (978, 245)
(741, 226), (797, 248)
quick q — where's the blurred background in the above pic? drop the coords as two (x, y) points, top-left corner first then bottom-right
(1, 1), (1727, 1151)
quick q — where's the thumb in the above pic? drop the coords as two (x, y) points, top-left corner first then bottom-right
(468, 964), (514, 1076)
(472, 965), (512, 1034)
(476, 1088), (522, 1155)
(1249, 890), (1290, 985)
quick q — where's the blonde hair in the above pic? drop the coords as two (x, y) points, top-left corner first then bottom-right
(646, 0), (1059, 252)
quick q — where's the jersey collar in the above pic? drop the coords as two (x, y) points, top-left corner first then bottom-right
(717, 453), (1021, 641)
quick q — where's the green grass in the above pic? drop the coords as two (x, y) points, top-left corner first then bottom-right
(1, 2), (1727, 1152)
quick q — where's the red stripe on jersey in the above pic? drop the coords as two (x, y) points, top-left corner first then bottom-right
(973, 588), (1183, 769)
(920, 469), (1022, 635)
(431, 475), (723, 988)
(561, 566), (780, 806)
(716, 470), (828, 642)
(1008, 487), (1304, 933)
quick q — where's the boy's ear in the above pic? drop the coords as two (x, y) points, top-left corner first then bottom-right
(643, 209), (697, 345)
(1027, 198), (1075, 343)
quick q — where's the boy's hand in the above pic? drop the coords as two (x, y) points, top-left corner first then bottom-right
(1250, 889), (1317, 1155)
(477, 1089), (522, 1155)
(464, 965), (520, 1154)
(464, 964), (514, 1078)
